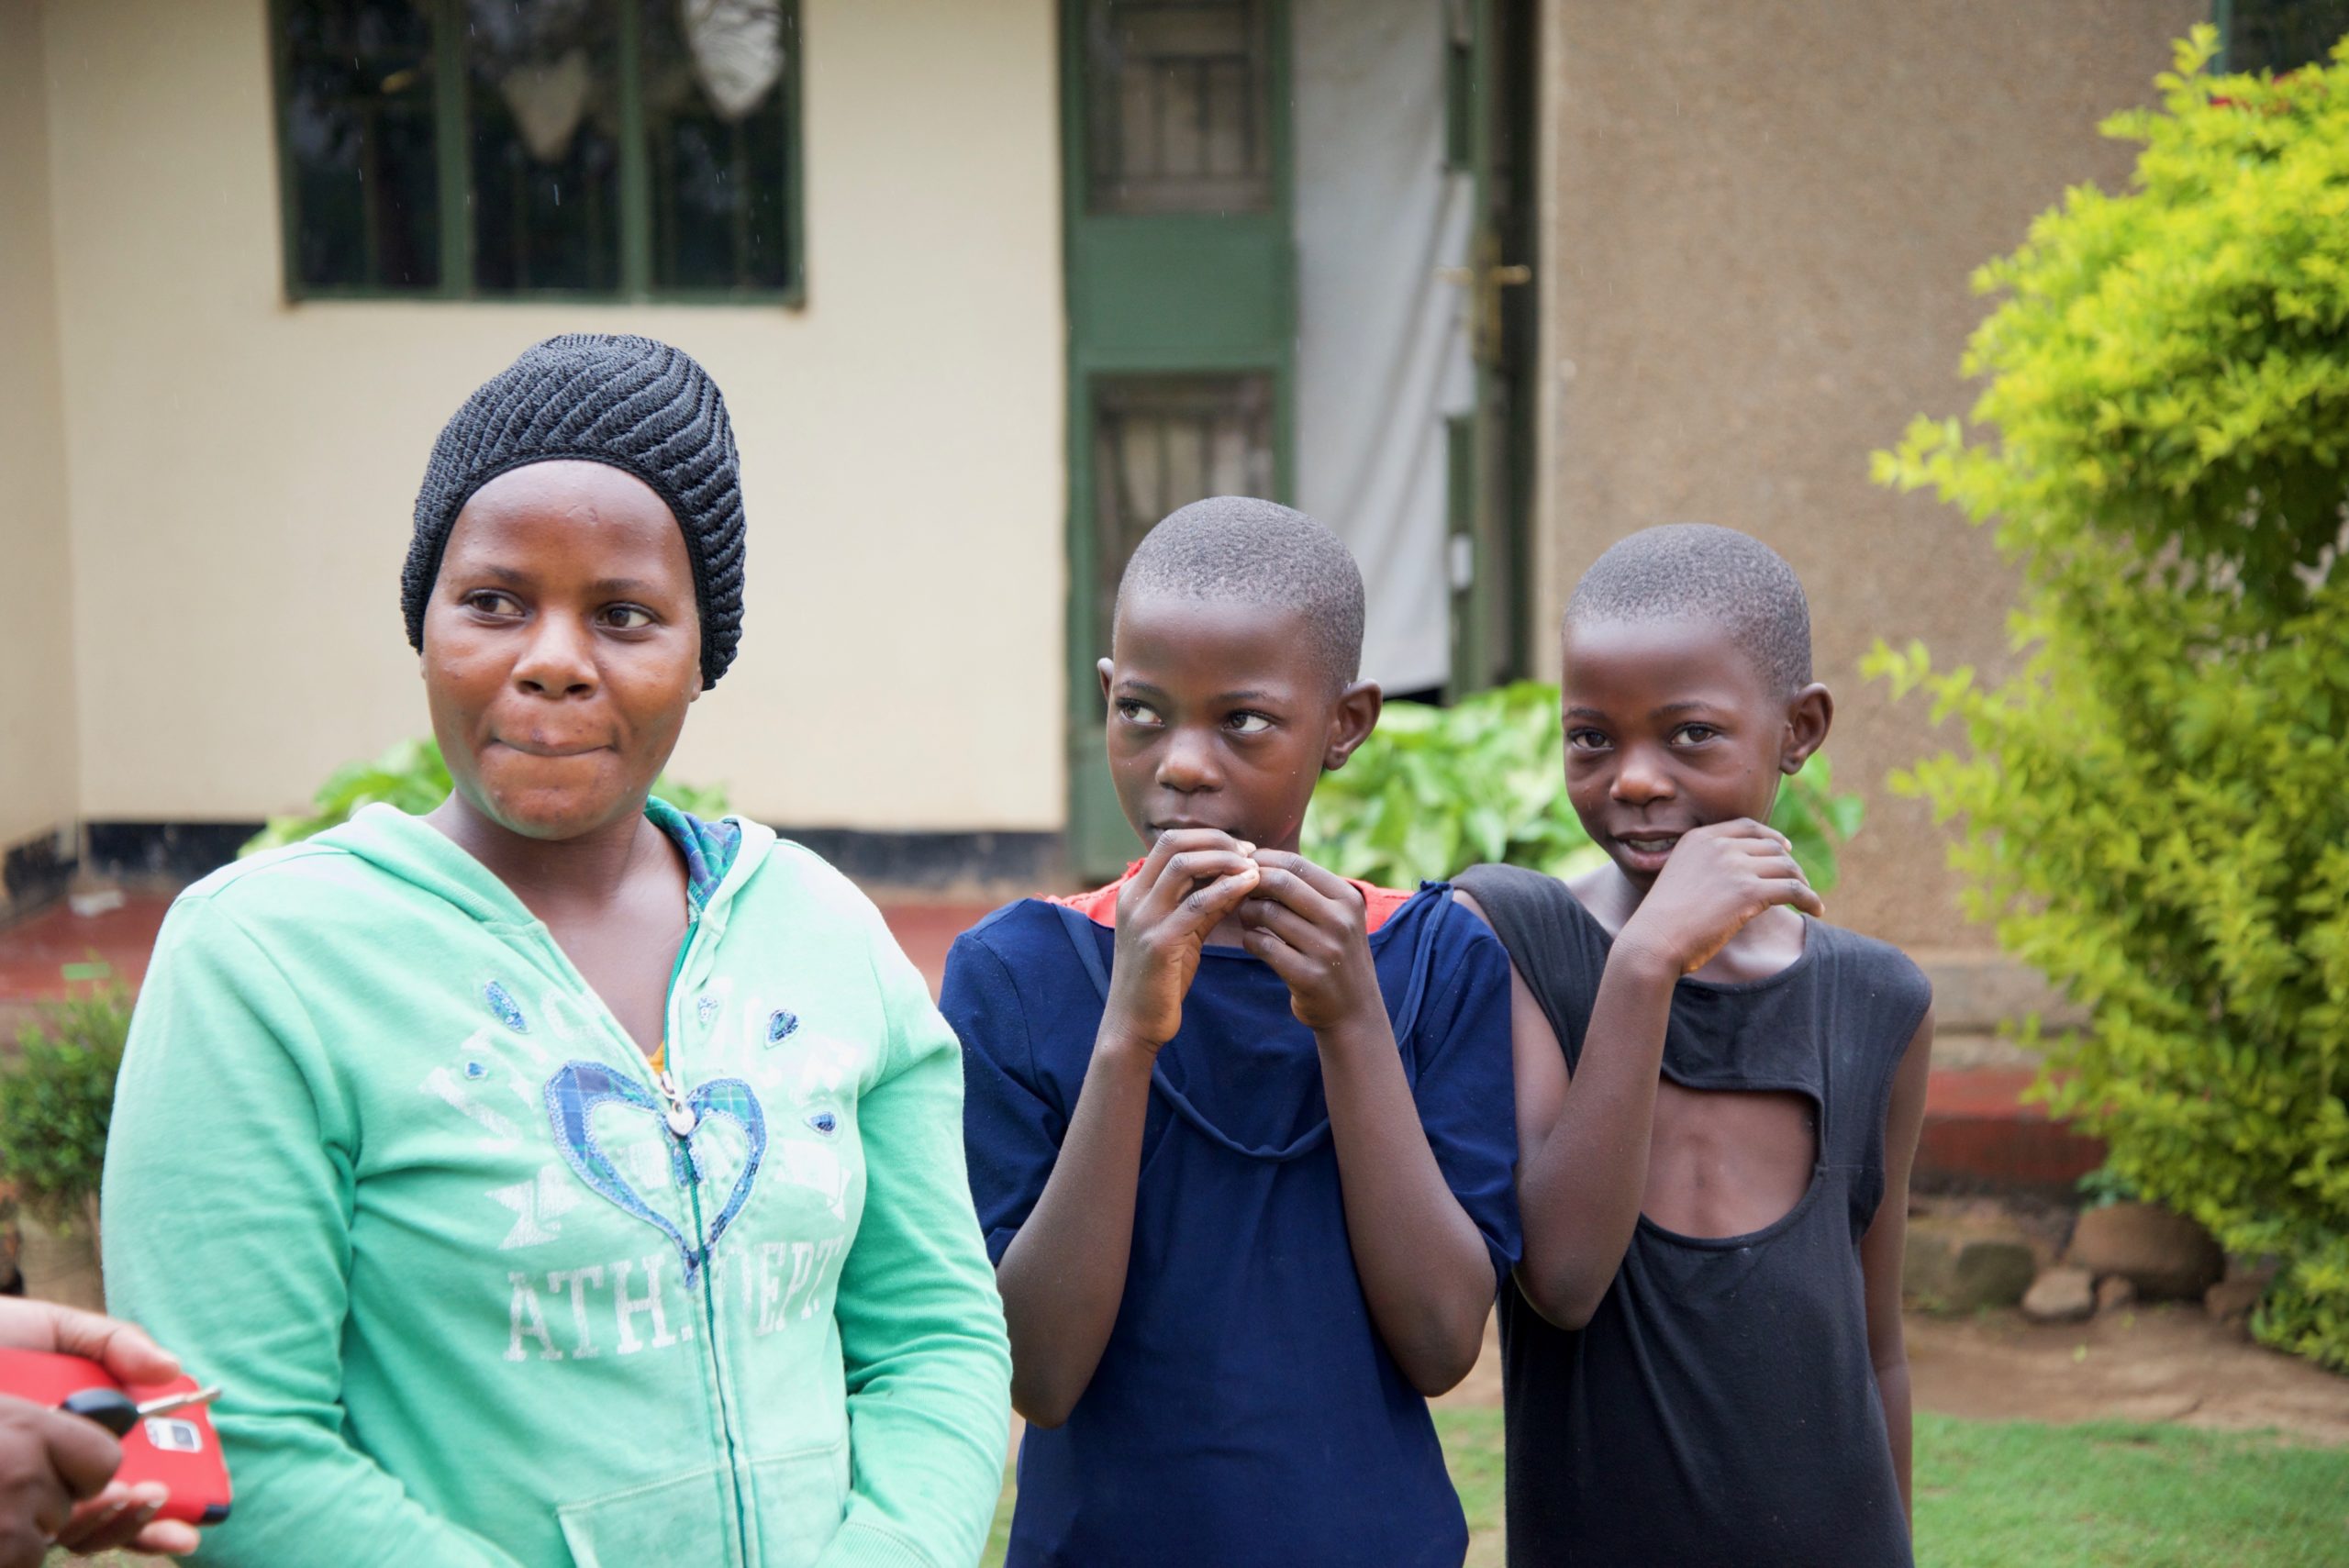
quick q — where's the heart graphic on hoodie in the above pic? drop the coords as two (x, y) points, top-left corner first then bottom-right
(542, 1060), (768, 1288)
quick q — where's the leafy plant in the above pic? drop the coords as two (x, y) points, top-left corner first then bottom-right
(1302, 680), (1864, 889)
(1868, 28), (2349, 1368)
(242, 738), (730, 855)
(2073, 1164), (2141, 1212)
(0, 977), (133, 1227)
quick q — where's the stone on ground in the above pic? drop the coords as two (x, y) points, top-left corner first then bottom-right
(1905, 1214), (2038, 1313)
(2067, 1201), (2224, 1300)
(2095, 1274), (2136, 1315)
(2021, 1264), (2095, 1323)
(2203, 1267), (2274, 1333)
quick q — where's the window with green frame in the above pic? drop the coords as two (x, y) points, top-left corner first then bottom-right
(274, 0), (803, 302)
(2218, 0), (2349, 72)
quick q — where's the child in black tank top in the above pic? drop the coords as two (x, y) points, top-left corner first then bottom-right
(1454, 526), (1934, 1568)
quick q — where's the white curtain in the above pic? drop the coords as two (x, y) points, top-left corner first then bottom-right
(678, 0), (786, 121)
(1293, 0), (1475, 695)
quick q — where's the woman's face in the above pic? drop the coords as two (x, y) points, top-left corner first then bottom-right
(421, 460), (702, 842)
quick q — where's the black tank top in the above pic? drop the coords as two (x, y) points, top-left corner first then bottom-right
(1453, 863), (1931, 1568)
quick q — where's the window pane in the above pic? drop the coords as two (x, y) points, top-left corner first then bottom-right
(1091, 374), (1275, 634)
(466, 0), (622, 295)
(282, 0), (440, 291)
(643, 1), (797, 292)
(1084, 0), (1271, 215)
(2231, 0), (2349, 73)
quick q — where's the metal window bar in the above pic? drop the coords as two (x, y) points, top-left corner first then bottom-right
(1085, 0), (1269, 212)
(276, 0), (801, 301)
(1090, 374), (1275, 633)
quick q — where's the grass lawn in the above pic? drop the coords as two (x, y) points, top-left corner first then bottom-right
(1911, 1415), (2349, 1567)
(984, 1410), (2349, 1567)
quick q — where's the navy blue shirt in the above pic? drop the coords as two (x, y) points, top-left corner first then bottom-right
(944, 884), (1520, 1568)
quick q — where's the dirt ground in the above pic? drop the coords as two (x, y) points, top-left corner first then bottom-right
(1905, 1302), (2349, 1444)
(1434, 1302), (2349, 1446)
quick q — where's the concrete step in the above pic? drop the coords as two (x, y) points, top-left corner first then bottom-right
(1919, 1063), (2104, 1196)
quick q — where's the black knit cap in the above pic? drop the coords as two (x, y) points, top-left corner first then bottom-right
(403, 333), (747, 687)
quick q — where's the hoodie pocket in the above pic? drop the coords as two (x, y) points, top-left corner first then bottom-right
(745, 1437), (852, 1566)
(556, 1463), (733, 1568)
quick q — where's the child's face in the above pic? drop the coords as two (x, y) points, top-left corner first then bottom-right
(1559, 617), (1829, 888)
(422, 460), (703, 841)
(1098, 592), (1377, 857)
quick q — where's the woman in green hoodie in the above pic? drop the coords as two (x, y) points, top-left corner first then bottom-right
(102, 335), (1012, 1568)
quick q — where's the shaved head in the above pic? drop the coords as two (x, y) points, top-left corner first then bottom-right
(1566, 523), (1812, 695)
(1115, 496), (1366, 692)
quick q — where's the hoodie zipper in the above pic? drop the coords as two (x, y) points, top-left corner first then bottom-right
(651, 909), (757, 1567)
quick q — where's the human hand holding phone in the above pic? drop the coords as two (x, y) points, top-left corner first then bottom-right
(0, 1300), (209, 1562)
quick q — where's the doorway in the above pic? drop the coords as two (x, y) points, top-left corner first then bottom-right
(1061, 0), (1537, 879)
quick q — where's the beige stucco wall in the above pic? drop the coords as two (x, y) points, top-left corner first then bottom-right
(0, 0), (80, 855)
(37, 0), (1064, 832)
(1540, 0), (2204, 951)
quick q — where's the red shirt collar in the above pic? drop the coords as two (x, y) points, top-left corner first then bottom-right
(1047, 859), (1415, 933)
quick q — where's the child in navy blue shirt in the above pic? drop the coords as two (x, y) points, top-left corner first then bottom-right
(944, 497), (1520, 1568)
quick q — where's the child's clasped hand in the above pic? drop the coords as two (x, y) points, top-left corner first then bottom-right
(1617, 818), (1825, 977)
(1236, 851), (1381, 1031)
(1108, 828), (1263, 1049)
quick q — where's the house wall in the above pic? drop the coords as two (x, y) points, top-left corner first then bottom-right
(17, 0), (2222, 947)
(36, 0), (1065, 834)
(1539, 0), (2206, 953)
(0, 0), (80, 862)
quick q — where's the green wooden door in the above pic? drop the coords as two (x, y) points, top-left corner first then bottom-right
(1445, 0), (1538, 697)
(1061, 0), (1297, 881)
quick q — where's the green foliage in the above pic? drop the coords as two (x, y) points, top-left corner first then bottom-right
(0, 978), (132, 1225)
(241, 738), (731, 855)
(1302, 680), (1864, 890)
(2073, 1164), (2142, 1211)
(1870, 27), (2349, 1369)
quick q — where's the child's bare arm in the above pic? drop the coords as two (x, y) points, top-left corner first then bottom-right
(994, 831), (1259, 1427)
(1859, 1004), (1935, 1525)
(1239, 853), (1496, 1396)
(1478, 820), (1824, 1329)
(1453, 886), (1661, 1329)
(1497, 953), (1567, 1193)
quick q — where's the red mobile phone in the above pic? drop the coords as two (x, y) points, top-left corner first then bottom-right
(0, 1347), (233, 1525)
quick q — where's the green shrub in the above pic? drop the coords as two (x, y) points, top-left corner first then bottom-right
(1869, 28), (2349, 1368)
(0, 980), (133, 1227)
(1303, 680), (1864, 890)
(242, 738), (731, 855)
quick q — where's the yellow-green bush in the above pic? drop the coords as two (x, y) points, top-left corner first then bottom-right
(1870, 28), (2349, 1368)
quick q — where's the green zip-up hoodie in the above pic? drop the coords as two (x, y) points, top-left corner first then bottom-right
(103, 803), (1011, 1568)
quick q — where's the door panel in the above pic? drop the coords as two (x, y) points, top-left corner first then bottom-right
(1069, 218), (1292, 352)
(1060, 0), (1531, 877)
(1063, 0), (1295, 882)
(1081, 0), (1274, 215)
(1091, 374), (1278, 622)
